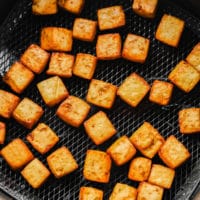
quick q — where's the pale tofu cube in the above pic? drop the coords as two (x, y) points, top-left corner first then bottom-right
(73, 18), (97, 42)
(12, 98), (44, 129)
(155, 14), (185, 47)
(168, 60), (199, 93)
(97, 6), (125, 31)
(47, 146), (78, 178)
(107, 135), (136, 166)
(83, 150), (111, 183)
(46, 52), (74, 78)
(79, 186), (103, 200)
(37, 76), (69, 107)
(86, 79), (117, 109)
(41, 27), (73, 51)
(21, 158), (50, 188)
(122, 34), (150, 63)
(96, 33), (122, 60)
(158, 135), (190, 168)
(73, 53), (97, 80)
(84, 111), (117, 145)
(117, 73), (150, 107)
(3, 61), (34, 94)
(0, 122), (6, 144)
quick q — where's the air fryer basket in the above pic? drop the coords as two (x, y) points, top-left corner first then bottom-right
(0, 0), (199, 199)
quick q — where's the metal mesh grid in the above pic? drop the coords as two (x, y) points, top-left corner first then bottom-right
(0, 0), (199, 199)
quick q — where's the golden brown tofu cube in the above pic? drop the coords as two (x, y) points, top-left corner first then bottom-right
(97, 6), (125, 31)
(73, 53), (97, 80)
(46, 52), (74, 78)
(107, 136), (136, 166)
(179, 108), (200, 134)
(79, 186), (104, 200)
(84, 111), (117, 145)
(47, 146), (78, 178)
(37, 76), (69, 107)
(41, 27), (73, 51)
(168, 60), (200, 93)
(73, 18), (97, 42)
(0, 89), (20, 118)
(96, 33), (121, 60)
(148, 164), (175, 189)
(26, 123), (59, 154)
(109, 183), (137, 200)
(21, 158), (50, 189)
(56, 95), (90, 127)
(58, 0), (84, 14)
(149, 80), (173, 106)
(186, 43), (200, 72)
(3, 61), (34, 94)
(12, 98), (44, 129)
(1, 138), (34, 170)
(86, 79), (117, 109)
(137, 182), (164, 200)
(83, 149), (111, 183)
(128, 157), (152, 182)
(0, 122), (6, 144)
(158, 135), (190, 169)
(32, 0), (57, 15)
(117, 73), (150, 107)
(130, 122), (165, 158)
(155, 14), (185, 47)
(20, 44), (50, 74)
(122, 34), (150, 63)
(132, 0), (158, 18)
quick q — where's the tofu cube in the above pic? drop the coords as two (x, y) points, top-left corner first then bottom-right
(130, 122), (165, 158)
(149, 80), (173, 106)
(73, 53), (97, 80)
(37, 76), (69, 107)
(21, 158), (50, 189)
(168, 60), (200, 93)
(86, 79), (117, 109)
(179, 108), (200, 134)
(32, 0), (57, 15)
(148, 164), (175, 189)
(186, 43), (200, 72)
(56, 95), (90, 127)
(0, 122), (6, 144)
(47, 146), (78, 178)
(58, 0), (84, 14)
(117, 73), (150, 107)
(128, 157), (152, 182)
(20, 44), (50, 74)
(12, 98), (44, 129)
(122, 34), (150, 63)
(79, 186), (103, 200)
(155, 14), (185, 47)
(84, 111), (117, 145)
(107, 135), (136, 166)
(132, 0), (158, 18)
(1, 138), (34, 170)
(109, 183), (137, 200)
(97, 6), (125, 31)
(137, 182), (164, 200)
(0, 89), (20, 118)
(26, 123), (59, 154)
(3, 61), (34, 94)
(46, 52), (74, 78)
(73, 18), (97, 42)
(158, 135), (190, 168)
(96, 33), (121, 60)
(41, 27), (73, 51)
(83, 149), (111, 183)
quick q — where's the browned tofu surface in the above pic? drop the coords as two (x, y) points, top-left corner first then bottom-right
(79, 186), (103, 200)
(0, 122), (6, 144)
(58, 0), (84, 14)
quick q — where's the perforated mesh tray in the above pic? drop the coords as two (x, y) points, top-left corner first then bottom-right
(0, 0), (199, 199)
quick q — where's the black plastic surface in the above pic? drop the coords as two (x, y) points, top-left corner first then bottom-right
(0, 0), (199, 200)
